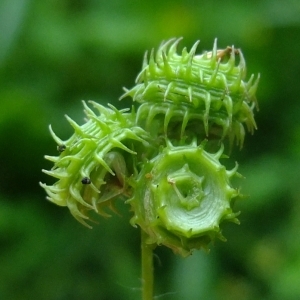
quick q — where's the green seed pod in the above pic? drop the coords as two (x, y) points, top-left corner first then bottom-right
(41, 38), (259, 257)
(121, 38), (260, 149)
(40, 101), (150, 228)
(127, 140), (240, 256)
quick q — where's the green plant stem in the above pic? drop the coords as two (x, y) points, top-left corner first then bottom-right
(141, 229), (155, 300)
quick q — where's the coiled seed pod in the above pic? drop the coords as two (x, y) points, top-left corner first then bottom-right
(40, 101), (150, 228)
(128, 140), (240, 256)
(41, 38), (260, 255)
(121, 38), (260, 149)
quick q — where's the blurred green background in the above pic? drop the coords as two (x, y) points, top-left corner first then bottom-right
(1, 0), (300, 299)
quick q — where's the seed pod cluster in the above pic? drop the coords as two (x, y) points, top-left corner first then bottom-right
(41, 38), (259, 254)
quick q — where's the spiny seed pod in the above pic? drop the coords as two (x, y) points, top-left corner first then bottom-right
(128, 140), (240, 256)
(121, 38), (260, 149)
(41, 38), (259, 254)
(40, 101), (150, 228)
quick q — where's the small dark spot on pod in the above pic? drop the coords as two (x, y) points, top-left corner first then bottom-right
(81, 177), (91, 184)
(57, 144), (66, 152)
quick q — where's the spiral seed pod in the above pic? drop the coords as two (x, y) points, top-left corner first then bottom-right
(128, 139), (240, 256)
(121, 38), (260, 149)
(41, 38), (259, 256)
(40, 101), (150, 228)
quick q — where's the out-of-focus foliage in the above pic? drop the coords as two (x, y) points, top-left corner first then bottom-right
(0, 0), (300, 299)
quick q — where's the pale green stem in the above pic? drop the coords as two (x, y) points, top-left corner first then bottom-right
(141, 229), (155, 300)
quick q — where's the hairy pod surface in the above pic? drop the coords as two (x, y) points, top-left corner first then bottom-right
(121, 38), (260, 149)
(40, 101), (150, 228)
(128, 140), (240, 256)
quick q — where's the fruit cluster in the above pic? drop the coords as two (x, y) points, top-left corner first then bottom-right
(41, 38), (259, 256)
